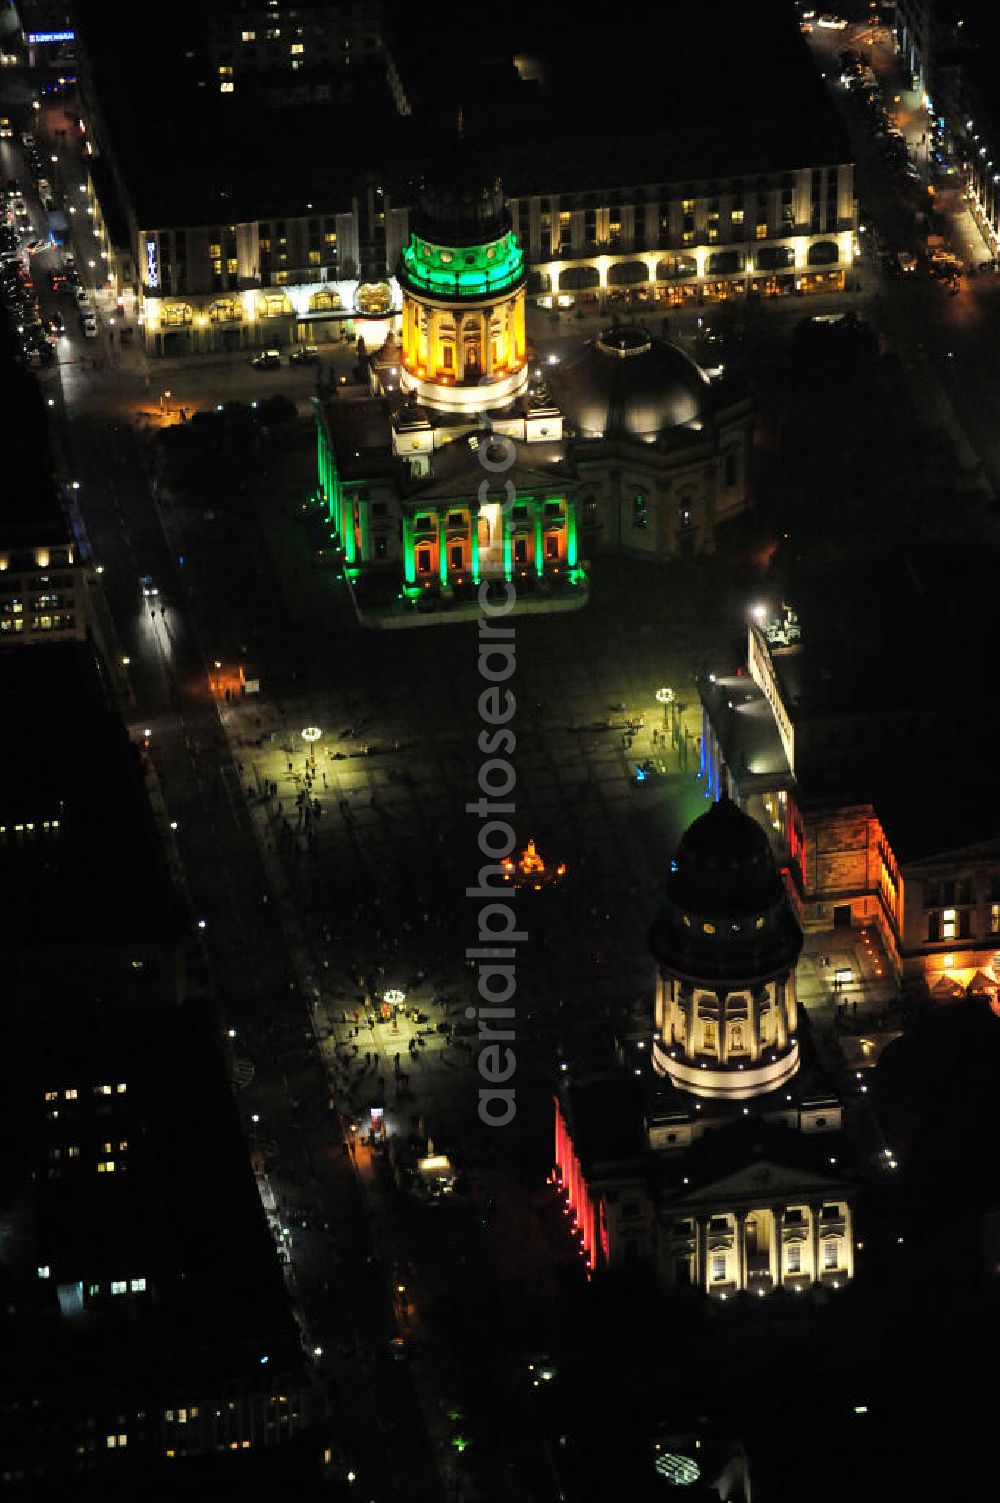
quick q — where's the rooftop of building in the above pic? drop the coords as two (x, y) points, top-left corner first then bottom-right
(323, 389), (575, 495)
(648, 1114), (857, 1205)
(0, 367), (68, 547)
(557, 1069), (649, 1177)
(0, 642), (182, 955)
(390, 5), (853, 190)
(699, 671), (791, 786)
(77, 1), (851, 231)
(554, 326), (717, 443)
(760, 545), (1000, 725)
(0, 998), (308, 1410)
(77, 0), (411, 226)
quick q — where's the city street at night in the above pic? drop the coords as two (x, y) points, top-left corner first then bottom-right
(5, 3), (1000, 1500)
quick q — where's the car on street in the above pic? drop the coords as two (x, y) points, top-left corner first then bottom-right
(140, 575), (159, 598)
(0, 117), (13, 139)
(250, 349), (282, 369)
(47, 312), (65, 335)
(289, 345), (319, 364)
(81, 312), (98, 337)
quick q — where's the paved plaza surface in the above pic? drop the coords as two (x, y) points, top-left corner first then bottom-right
(219, 546), (744, 1146)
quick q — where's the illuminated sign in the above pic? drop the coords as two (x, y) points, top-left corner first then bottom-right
(145, 238), (159, 290)
(27, 30), (76, 43)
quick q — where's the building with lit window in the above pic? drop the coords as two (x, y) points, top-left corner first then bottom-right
(895, 0), (933, 95)
(73, 1), (857, 355)
(510, 159), (856, 312)
(1, 370), (87, 646)
(74, 5), (411, 356)
(0, 1003), (323, 1488)
(0, 643), (183, 1020)
(553, 798), (856, 1297)
(695, 554), (1000, 999)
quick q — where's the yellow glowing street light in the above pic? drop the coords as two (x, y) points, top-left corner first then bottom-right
(655, 685), (675, 729)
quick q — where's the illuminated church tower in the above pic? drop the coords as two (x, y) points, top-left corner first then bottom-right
(650, 796), (803, 1100)
(397, 156), (528, 416)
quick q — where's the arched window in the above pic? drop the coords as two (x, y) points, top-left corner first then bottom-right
(310, 287), (342, 311)
(209, 298), (242, 323)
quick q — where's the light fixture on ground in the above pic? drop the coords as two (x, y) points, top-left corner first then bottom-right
(301, 725), (322, 766)
(655, 685), (675, 729)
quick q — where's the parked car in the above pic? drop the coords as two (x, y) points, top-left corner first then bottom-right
(81, 312), (98, 337)
(289, 344), (319, 365)
(250, 348), (282, 369)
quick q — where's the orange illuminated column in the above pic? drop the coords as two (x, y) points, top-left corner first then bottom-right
(513, 295), (525, 362)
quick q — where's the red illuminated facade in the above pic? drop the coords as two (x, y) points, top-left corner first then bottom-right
(553, 1095), (600, 1271)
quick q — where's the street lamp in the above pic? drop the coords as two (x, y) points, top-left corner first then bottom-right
(655, 685), (675, 730)
(751, 602), (767, 623)
(301, 725), (322, 765)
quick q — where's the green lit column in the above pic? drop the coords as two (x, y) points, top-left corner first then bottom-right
(343, 492), (357, 565)
(402, 515), (415, 585)
(470, 501), (480, 585)
(357, 496), (369, 564)
(566, 496), (578, 568)
(502, 505), (513, 583)
(438, 510), (448, 586)
(533, 498), (544, 577)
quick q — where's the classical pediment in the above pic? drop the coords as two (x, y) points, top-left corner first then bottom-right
(670, 1157), (843, 1207)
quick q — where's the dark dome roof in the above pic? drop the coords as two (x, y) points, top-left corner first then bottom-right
(555, 324), (711, 441)
(670, 796), (782, 915)
(648, 797), (802, 982)
(412, 149), (510, 247)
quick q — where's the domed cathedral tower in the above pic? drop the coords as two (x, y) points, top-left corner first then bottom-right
(397, 148), (528, 416)
(650, 797), (803, 1101)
